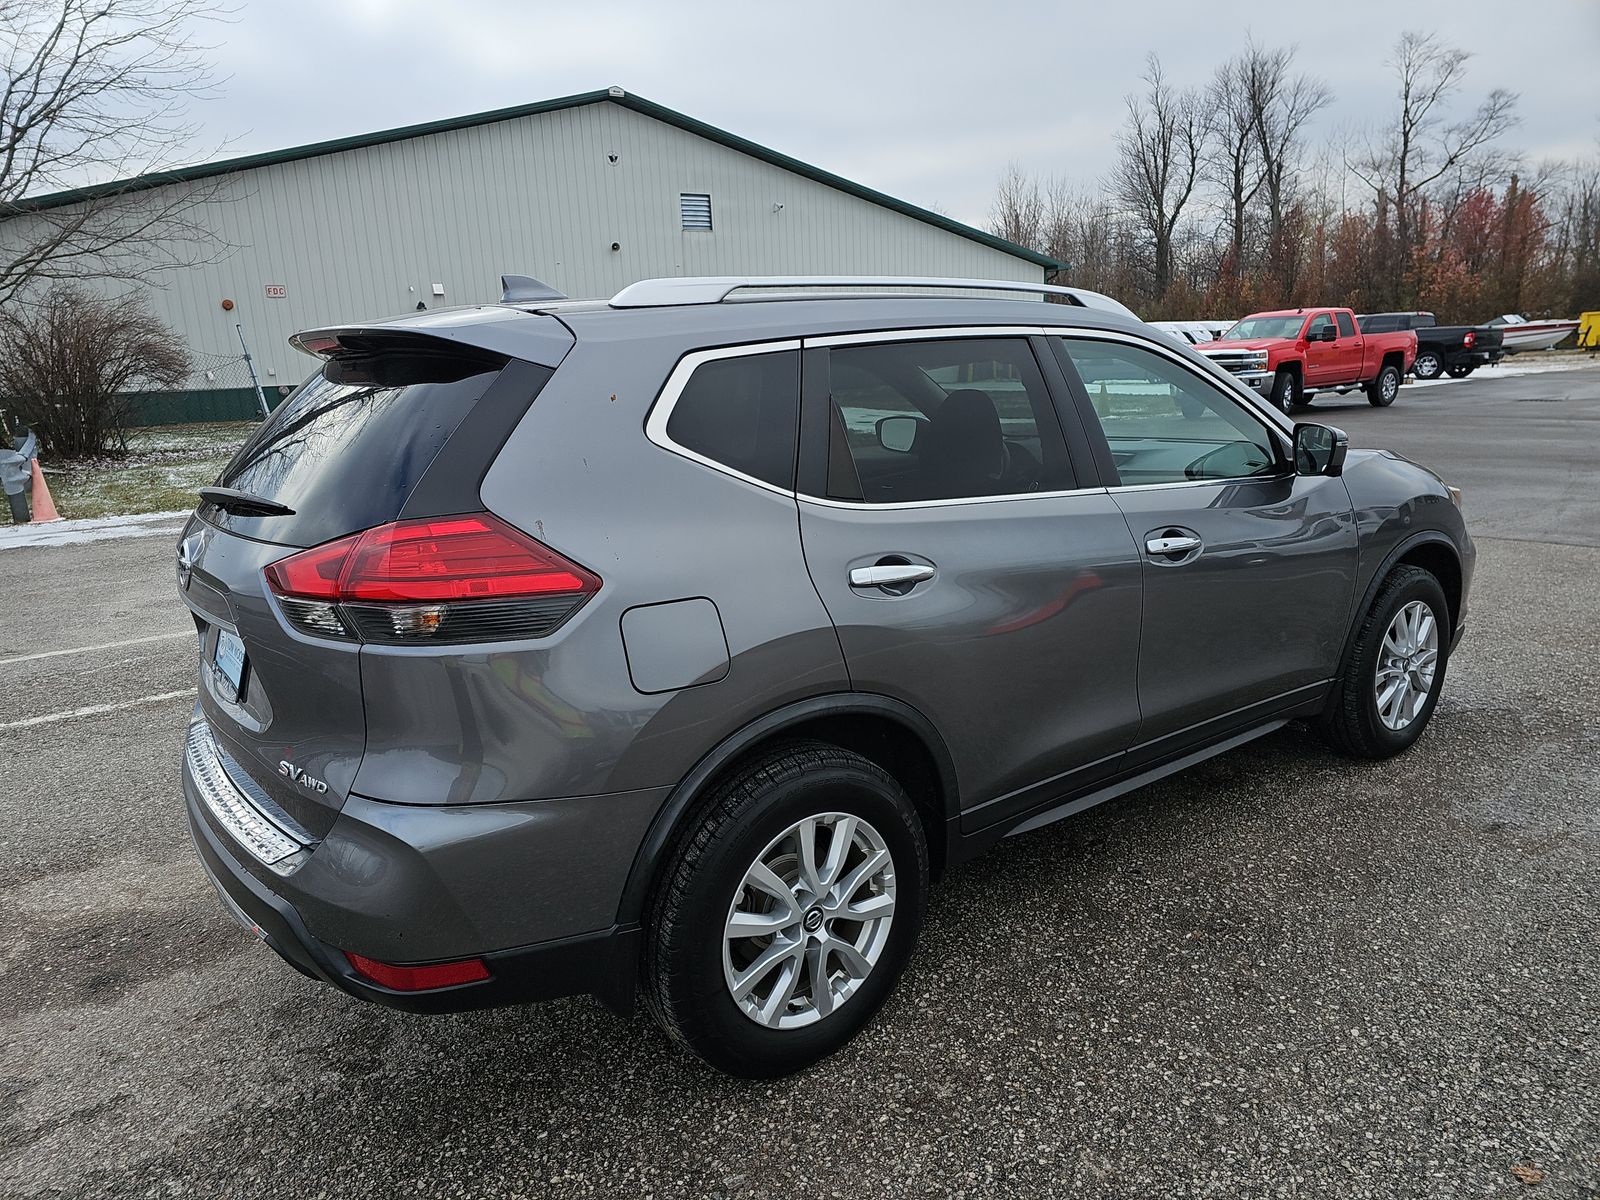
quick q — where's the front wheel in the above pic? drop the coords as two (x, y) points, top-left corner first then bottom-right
(643, 741), (928, 1077)
(1367, 363), (1401, 407)
(1320, 565), (1450, 759)
(1412, 351), (1444, 380)
(1270, 369), (1300, 415)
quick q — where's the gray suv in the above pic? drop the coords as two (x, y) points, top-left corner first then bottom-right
(177, 276), (1474, 1077)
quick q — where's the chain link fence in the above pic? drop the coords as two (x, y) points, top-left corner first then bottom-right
(121, 350), (285, 426)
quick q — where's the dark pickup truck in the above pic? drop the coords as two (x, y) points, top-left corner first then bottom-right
(1357, 312), (1504, 380)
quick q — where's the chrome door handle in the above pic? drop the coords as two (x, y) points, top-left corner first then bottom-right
(850, 563), (936, 588)
(1146, 535), (1202, 556)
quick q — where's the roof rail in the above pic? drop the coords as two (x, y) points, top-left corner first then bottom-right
(607, 276), (1139, 319)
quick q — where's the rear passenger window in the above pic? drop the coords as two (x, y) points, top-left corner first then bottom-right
(665, 350), (800, 488)
(1336, 312), (1356, 338)
(825, 338), (1074, 503)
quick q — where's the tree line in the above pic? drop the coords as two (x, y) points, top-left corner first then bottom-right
(991, 33), (1599, 324)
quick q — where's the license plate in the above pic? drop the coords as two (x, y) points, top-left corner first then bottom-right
(213, 628), (247, 699)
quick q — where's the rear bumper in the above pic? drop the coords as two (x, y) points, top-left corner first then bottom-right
(183, 712), (654, 1014)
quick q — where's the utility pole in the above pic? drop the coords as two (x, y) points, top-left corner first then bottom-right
(236, 323), (272, 420)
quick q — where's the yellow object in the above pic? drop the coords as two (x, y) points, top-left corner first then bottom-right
(1579, 311), (1600, 349)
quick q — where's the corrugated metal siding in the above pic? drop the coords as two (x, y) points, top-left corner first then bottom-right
(1, 101), (1043, 389)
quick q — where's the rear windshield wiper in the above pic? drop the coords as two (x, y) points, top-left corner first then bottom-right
(198, 486), (296, 517)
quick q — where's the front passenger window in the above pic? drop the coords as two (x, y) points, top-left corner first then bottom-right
(1057, 338), (1282, 486)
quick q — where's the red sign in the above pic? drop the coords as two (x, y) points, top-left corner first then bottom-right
(264, 284), (287, 299)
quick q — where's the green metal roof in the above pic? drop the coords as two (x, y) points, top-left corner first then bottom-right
(7, 88), (1061, 270)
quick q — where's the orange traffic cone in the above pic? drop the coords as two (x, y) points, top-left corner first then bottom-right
(29, 459), (60, 523)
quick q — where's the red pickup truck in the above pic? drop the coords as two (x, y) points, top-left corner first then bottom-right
(1199, 307), (1418, 415)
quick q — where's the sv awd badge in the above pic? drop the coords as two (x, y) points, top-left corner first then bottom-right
(278, 760), (329, 794)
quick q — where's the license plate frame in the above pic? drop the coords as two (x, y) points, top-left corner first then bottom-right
(213, 628), (248, 700)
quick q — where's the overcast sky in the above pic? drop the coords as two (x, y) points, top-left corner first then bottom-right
(190, 0), (1599, 230)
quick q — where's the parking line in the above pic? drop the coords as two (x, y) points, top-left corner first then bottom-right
(0, 690), (191, 731)
(0, 631), (193, 666)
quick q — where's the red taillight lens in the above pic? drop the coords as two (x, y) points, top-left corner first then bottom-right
(338, 514), (597, 602)
(265, 514), (600, 643)
(263, 532), (360, 600)
(345, 951), (491, 992)
(1463, 330), (1475, 348)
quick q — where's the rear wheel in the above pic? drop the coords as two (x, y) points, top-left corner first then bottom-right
(1270, 369), (1301, 415)
(1320, 565), (1450, 759)
(1412, 350), (1444, 380)
(643, 741), (928, 1077)
(1446, 363), (1475, 379)
(1366, 363), (1401, 407)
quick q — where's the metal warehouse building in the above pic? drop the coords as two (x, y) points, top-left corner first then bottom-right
(5, 87), (1055, 419)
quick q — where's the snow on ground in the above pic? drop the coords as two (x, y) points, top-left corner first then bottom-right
(1408, 358), (1596, 389)
(0, 510), (187, 551)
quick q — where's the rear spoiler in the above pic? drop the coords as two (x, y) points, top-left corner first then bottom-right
(291, 309), (574, 370)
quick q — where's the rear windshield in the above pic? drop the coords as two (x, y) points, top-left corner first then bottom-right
(205, 346), (509, 547)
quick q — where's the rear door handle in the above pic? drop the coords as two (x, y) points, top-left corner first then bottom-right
(850, 563), (936, 588)
(1146, 535), (1202, 557)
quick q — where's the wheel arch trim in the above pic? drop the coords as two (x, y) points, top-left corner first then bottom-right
(1338, 530), (1461, 676)
(613, 692), (958, 927)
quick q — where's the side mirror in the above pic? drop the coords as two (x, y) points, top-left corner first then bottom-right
(876, 415), (923, 454)
(1316, 324), (1339, 342)
(1294, 422), (1348, 477)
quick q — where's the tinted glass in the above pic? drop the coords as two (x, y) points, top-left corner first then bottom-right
(665, 350), (799, 488)
(1359, 314), (1396, 332)
(1059, 338), (1280, 486)
(210, 348), (509, 547)
(826, 338), (1072, 503)
(1336, 312), (1356, 337)
(1307, 313), (1334, 338)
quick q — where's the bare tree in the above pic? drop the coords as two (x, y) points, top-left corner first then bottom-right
(0, 0), (230, 306)
(1112, 54), (1203, 301)
(989, 162), (1046, 252)
(1246, 43), (1331, 250)
(0, 284), (190, 454)
(1352, 31), (1518, 293)
(1203, 48), (1267, 276)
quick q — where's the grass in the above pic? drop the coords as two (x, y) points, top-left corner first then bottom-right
(40, 421), (256, 521)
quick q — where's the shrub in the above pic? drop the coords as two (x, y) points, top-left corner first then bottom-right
(0, 286), (190, 457)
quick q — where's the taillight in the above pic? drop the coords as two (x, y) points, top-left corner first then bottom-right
(265, 513), (600, 643)
(1463, 330), (1475, 348)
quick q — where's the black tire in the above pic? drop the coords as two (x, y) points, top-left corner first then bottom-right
(1412, 350), (1444, 380)
(1446, 363), (1475, 378)
(1319, 565), (1450, 759)
(1270, 369), (1300, 415)
(643, 740), (929, 1078)
(1366, 363), (1401, 407)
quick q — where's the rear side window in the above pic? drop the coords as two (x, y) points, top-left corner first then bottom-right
(1336, 312), (1356, 338)
(664, 350), (800, 489)
(1361, 314), (1397, 333)
(208, 345), (511, 547)
(825, 338), (1074, 503)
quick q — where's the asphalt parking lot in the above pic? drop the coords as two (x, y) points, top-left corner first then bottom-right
(2, 363), (1597, 1199)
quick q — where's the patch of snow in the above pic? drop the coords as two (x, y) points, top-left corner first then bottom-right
(0, 509), (188, 550)
(1408, 359), (1596, 389)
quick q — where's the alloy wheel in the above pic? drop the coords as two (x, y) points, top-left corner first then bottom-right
(722, 813), (897, 1029)
(1374, 600), (1439, 731)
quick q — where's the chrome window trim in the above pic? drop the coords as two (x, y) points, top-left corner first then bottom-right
(643, 339), (803, 499)
(643, 324), (1296, 510)
(804, 325), (1050, 349)
(799, 485), (1111, 512)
